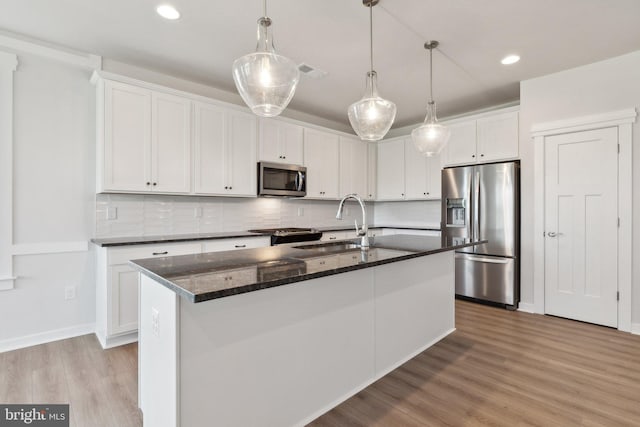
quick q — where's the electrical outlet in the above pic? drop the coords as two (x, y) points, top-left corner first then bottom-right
(194, 207), (202, 218)
(297, 207), (304, 217)
(107, 207), (118, 220)
(151, 308), (160, 337)
(64, 286), (76, 300)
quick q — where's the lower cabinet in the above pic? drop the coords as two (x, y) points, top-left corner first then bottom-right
(95, 236), (270, 349)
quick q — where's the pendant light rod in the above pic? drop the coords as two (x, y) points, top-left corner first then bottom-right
(263, 0), (267, 17)
(363, 0), (379, 73)
(424, 40), (439, 103)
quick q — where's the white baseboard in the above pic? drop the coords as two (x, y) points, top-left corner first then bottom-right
(0, 323), (95, 353)
(517, 302), (537, 313)
(631, 323), (640, 336)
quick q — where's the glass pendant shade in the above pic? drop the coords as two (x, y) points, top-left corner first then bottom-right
(412, 101), (450, 156)
(232, 17), (300, 117)
(348, 72), (396, 142)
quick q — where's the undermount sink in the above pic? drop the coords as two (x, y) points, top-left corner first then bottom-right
(292, 241), (362, 252)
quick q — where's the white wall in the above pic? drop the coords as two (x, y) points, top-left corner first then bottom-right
(519, 50), (640, 323)
(0, 52), (96, 350)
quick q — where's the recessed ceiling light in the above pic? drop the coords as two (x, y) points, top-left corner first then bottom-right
(156, 4), (180, 20)
(501, 55), (520, 65)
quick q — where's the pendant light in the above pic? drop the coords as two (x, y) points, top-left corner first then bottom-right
(348, 0), (396, 141)
(412, 41), (450, 156)
(232, 0), (300, 117)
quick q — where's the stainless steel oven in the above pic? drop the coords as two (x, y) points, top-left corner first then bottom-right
(258, 162), (306, 197)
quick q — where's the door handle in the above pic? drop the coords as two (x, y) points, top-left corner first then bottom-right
(547, 232), (563, 237)
(152, 251), (168, 256)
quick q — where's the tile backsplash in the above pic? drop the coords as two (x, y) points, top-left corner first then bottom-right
(95, 194), (377, 238)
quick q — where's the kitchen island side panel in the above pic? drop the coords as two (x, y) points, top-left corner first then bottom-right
(179, 268), (376, 427)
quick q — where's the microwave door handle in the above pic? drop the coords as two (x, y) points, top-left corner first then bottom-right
(297, 171), (304, 192)
(294, 172), (299, 191)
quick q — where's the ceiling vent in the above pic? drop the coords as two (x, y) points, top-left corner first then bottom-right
(298, 63), (328, 79)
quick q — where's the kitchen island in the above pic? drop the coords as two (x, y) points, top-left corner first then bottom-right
(130, 235), (481, 427)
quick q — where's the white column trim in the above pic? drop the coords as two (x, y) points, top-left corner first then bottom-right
(531, 108), (636, 332)
(0, 32), (101, 70)
(0, 51), (17, 291)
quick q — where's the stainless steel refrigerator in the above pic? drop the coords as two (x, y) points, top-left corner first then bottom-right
(441, 161), (520, 309)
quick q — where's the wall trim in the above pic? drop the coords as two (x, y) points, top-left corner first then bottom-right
(0, 32), (101, 70)
(517, 302), (537, 313)
(631, 323), (640, 336)
(11, 241), (89, 256)
(532, 108), (636, 331)
(0, 322), (95, 353)
(531, 108), (637, 137)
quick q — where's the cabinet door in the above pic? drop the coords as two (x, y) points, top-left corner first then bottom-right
(258, 119), (281, 163)
(151, 92), (192, 193)
(304, 129), (340, 199)
(339, 136), (368, 198)
(103, 81), (151, 192)
(366, 143), (377, 200)
(444, 121), (477, 166)
(321, 231), (349, 241)
(404, 139), (428, 199)
(426, 153), (443, 199)
(227, 111), (257, 196)
(476, 111), (519, 162)
(280, 122), (304, 165)
(376, 139), (405, 200)
(194, 101), (227, 194)
(108, 264), (139, 335)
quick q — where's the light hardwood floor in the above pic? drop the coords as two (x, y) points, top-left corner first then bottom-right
(2, 300), (639, 426)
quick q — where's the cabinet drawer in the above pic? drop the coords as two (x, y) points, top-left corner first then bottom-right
(321, 231), (349, 242)
(304, 255), (339, 273)
(202, 236), (270, 253)
(108, 242), (202, 265)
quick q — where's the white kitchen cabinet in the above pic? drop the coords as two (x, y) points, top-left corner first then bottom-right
(321, 231), (350, 241)
(339, 136), (368, 199)
(382, 228), (441, 237)
(95, 235), (270, 349)
(377, 138), (442, 201)
(476, 110), (519, 162)
(442, 107), (519, 166)
(366, 143), (377, 201)
(202, 236), (270, 252)
(376, 138), (405, 200)
(96, 241), (203, 349)
(258, 119), (304, 165)
(97, 79), (191, 194)
(194, 101), (257, 197)
(304, 128), (340, 199)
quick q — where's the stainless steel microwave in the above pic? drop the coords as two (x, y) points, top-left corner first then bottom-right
(258, 162), (306, 197)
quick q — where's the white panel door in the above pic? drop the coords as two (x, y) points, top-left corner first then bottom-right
(376, 139), (405, 200)
(227, 110), (257, 196)
(193, 101), (227, 194)
(544, 127), (618, 327)
(404, 138), (428, 199)
(426, 153), (442, 199)
(152, 92), (191, 193)
(258, 119), (281, 163)
(103, 81), (151, 192)
(304, 128), (340, 199)
(108, 264), (140, 335)
(280, 121), (304, 165)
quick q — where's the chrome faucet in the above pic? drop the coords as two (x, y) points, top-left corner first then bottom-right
(336, 193), (369, 248)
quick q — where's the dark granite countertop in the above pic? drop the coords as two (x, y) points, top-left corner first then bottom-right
(91, 225), (441, 247)
(130, 235), (483, 303)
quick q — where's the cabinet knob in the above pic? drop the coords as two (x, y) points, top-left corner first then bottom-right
(427, 192), (430, 195)
(472, 154), (476, 158)
(423, 192), (426, 195)
(146, 182), (151, 186)
(480, 154), (484, 157)
(153, 182), (157, 186)
(283, 156), (286, 159)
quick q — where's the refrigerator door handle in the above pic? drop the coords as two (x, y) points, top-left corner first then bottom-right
(474, 170), (480, 243)
(456, 254), (510, 264)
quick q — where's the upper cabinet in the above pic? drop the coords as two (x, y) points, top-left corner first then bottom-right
(339, 136), (368, 199)
(304, 128), (340, 199)
(99, 80), (191, 193)
(366, 142), (377, 201)
(258, 119), (304, 165)
(193, 101), (257, 197)
(442, 107), (519, 167)
(377, 138), (442, 201)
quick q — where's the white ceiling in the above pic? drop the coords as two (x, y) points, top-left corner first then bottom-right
(2, 0), (640, 129)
